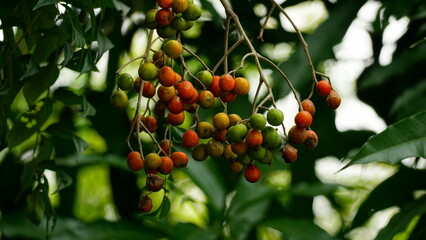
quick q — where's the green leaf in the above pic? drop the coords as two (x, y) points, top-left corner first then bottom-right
(53, 88), (96, 117)
(26, 189), (45, 226)
(44, 123), (88, 161)
(158, 196), (171, 219)
(291, 182), (338, 197)
(111, 0), (130, 18)
(55, 153), (127, 169)
(21, 57), (41, 80)
(61, 42), (74, 67)
(82, 97), (96, 117)
(53, 169), (73, 194)
(265, 218), (336, 240)
(79, 50), (99, 75)
(389, 80), (426, 121)
(376, 196), (426, 240)
(63, 5), (86, 48)
(72, 133), (88, 158)
(33, 0), (60, 10)
(344, 111), (426, 168)
(23, 64), (59, 106)
(96, 30), (113, 62)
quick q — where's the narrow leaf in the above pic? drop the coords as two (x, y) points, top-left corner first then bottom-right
(33, 0), (59, 10)
(344, 111), (426, 168)
(96, 30), (113, 62)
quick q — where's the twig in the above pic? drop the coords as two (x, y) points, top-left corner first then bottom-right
(182, 45), (211, 72)
(212, 38), (244, 74)
(257, 4), (276, 42)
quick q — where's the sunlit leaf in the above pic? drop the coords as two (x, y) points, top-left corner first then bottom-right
(344, 111), (426, 168)
(158, 196), (171, 219)
(23, 64), (59, 105)
(111, 0), (130, 18)
(264, 218), (336, 240)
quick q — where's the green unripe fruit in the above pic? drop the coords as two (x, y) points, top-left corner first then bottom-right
(262, 126), (279, 148)
(226, 123), (248, 142)
(250, 113), (266, 130)
(110, 90), (128, 108)
(183, 4), (202, 21)
(117, 73), (134, 91)
(184, 21), (195, 30)
(156, 25), (177, 38)
(267, 108), (284, 126)
(196, 121), (214, 139)
(145, 10), (158, 29)
(195, 70), (213, 88)
(206, 139), (225, 158)
(249, 146), (266, 161)
(237, 154), (251, 165)
(138, 62), (158, 81)
(191, 143), (208, 161)
(258, 149), (273, 165)
(272, 136), (283, 149)
(172, 16), (187, 31)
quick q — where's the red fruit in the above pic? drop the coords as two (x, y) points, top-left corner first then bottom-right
(157, 85), (176, 103)
(160, 139), (171, 156)
(154, 101), (167, 117)
(209, 76), (221, 97)
(158, 66), (177, 87)
(171, 152), (188, 168)
(231, 141), (248, 156)
(288, 125), (307, 145)
(244, 164), (261, 183)
(141, 115), (158, 132)
(146, 174), (164, 192)
(246, 129), (263, 148)
(301, 99), (316, 116)
(183, 88), (199, 105)
(168, 96), (185, 114)
(326, 90), (341, 110)
(316, 80), (332, 97)
(282, 144), (298, 163)
(221, 91), (236, 102)
(142, 81), (156, 98)
(127, 151), (144, 171)
(182, 130), (199, 148)
(138, 195), (153, 212)
(159, 156), (174, 174)
(175, 81), (194, 100)
(167, 111), (185, 126)
(294, 111), (313, 128)
(155, 9), (174, 26)
(158, 0), (173, 9)
(219, 74), (235, 92)
(304, 130), (318, 150)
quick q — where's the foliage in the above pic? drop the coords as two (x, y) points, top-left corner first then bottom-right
(1, 0), (426, 240)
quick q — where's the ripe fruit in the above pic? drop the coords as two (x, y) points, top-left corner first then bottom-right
(185, 103), (198, 113)
(196, 121), (214, 139)
(250, 113), (266, 130)
(213, 129), (227, 142)
(155, 9), (174, 26)
(182, 3), (202, 21)
(234, 77), (250, 96)
(282, 144), (297, 163)
(163, 40), (183, 59)
(326, 89), (341, 110)
(158, 66), (177, 87)
(213, 112), (229, 130)
(199, 90), (215, 109)
(154, 101), (167, 117)
(144, 10), (158, 29)
(288, 125), (307, 145)
(246, 129), (263, 148)
(196, 70), (213, 88)
(142, 81), (156, 98)
(127, 151), (144, 171)
(168, 96), (185, 114)
(146, 174), (164, 192)
(223, 144), (237, 159)
(219, 74), (235, 92)
(209, 76), (221, 97)
(191, 143), (208, 161)
(228, 114), (242, 127)
(138, 195), (153, 212)
(117, 73), (134, 91)
(158, 0), (173, 9)
(227, 123), (248, 142)
(158, 85), (176, 102)
(145, 153), (162, 170)
(316, 80), (332, 97)
(172, 0), (189, 13)
(159, 139), (171, 156)
(159, 156), (174, 175)
(138, 62), (158, 81)
(167, 111), (185, 126)
(110, 90), (128, 108)
(231, 141), (248, 156)
(175, 81), (194, 100)
(171, 152), (188, 168)
(206, 139), (225, 158)
(228, 160), (244, 173)
(294, 111), (313, 128)
(221, 92), (236, 102)
(141, 115), (157, 133)
(244, 164), (261, 183)
(267, 109), (284, 126)
(261, 126), (279, 148)
(152, 50), (168, 67)
(301, 99), (316, 116)
(183, 88), (199, 105)
(182, 130), (199, 148)
(304, 130), (319, 150)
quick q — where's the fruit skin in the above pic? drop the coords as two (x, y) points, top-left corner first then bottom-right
(244, 164), (261, 183)
(141, 115), (158, 133)
(250, 113), (266, 130)
(183, 88), (199, 105)
(156, 25), (177, 38)
(159, 156), (174, 175)
(258, 149), (273, 165)
(110, 90), (128, 108)
(171, 152), (188, 168)
(209, 76), (221, 97)
(249, 146), (266, 161)
(145, 153), (162, 170)
(219, 74), (235, 92)
(196, 70), (213, 88)
(196, 121), (214, 139)
(233, 77), (250, 96)
(138, 195), (153, 212)
(152, 50), (169, 67)
(158, 85), (176, 103)
(146, 174), (164, 192)
(172, 0), (189, 13)
(262, 126), (279, 148)
(159, 139), (171, 156)
(246, 129), (263, 148)
(158, 0), (173, 9)
(206, 139), (225, 158)
(144, 10), (158, 29)
(213, 112), (230, 130)
(228, 160), (244, 173)
(238, 154), (252, 165)
(231, 141), (248, 156)
(213, 129), (227, 142)
(199, 90), (215, 109)
(191, 143), (208, 161)
(127, 151), (144, 171)
(316, 80), (332, 97)
(167, 111), (185, 126)
(294, 111), (313, 128)
(267, 109), (284, 126)
(227, 123), (248, 142)
(282, 144), (297, 163)
(182, 130), (199, 148)
(172, 16), (188, 30)
(142, 81), (156, 98)
(228, 114), (242, 127)
(221, 92), (236, 103)
(158, 66), (177, 87)
(155, 9), (174, 26)
(304, 130), (319, 150)
(154, 101), (167, 117)
(288, 125), (307, 145)
(117, 73), (134, 91)
(182, 3), (202, 21)
(168, 96), (185, 114)
(163, 40), (183, 59)
(223, 144), (237, 159)
(301, 99), (316, 116)
(138, 62), (158, 81)
(326, 89), (341, 110)
(175, 81), (194, 100)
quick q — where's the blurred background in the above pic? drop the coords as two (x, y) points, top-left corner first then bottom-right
(0, 0), (425, 239)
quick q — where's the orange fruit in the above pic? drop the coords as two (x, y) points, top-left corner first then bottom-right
(163, 40), (183, 59)
(246, 129), (263, 148)
(199, 90), (215, 109)
(234, 77), (250, 96)
(209, 76), (221, 97)
(213, 112), (229, 130)
(172, 0), (189, 13)
(171, 151), (188, 168)
(127, 151), (144, 171)
(155, 9), (174, 26)
(167, 111), (185, 126)
(158, 66), (177, 87)
(219, 74), (235, 92)
(182, 130), (199, 148)
(301, 99), (316, 116)
(168, 96), (185, 114)
(157, 85), (176, 102)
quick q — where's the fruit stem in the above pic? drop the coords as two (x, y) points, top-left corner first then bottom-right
(257, 3), (276, 42)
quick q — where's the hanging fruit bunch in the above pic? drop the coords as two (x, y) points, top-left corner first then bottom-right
(111, 0), (341, 214)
